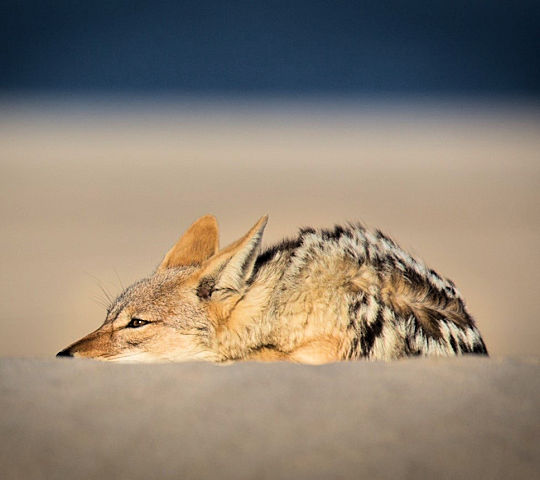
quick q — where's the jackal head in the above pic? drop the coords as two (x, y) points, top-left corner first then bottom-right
(57, 214), (268, 362)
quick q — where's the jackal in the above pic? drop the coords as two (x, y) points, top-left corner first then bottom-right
(57, 215), (487, 363)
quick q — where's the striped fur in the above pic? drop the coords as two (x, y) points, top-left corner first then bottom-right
(249, 223), (487, 361)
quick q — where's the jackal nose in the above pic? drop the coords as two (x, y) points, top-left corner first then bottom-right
(56, 348), (73, 358)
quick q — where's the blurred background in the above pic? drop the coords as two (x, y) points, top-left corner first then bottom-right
(1, 1), (539, 357)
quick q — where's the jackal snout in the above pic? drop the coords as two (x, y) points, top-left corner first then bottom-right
(56, 347), (73, 357)
(56, 327), (112, 359)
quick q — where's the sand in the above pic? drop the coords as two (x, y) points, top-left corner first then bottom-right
(1, 356), (539, 479)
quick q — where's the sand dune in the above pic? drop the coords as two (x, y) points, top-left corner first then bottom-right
(1, 356), (538, 479)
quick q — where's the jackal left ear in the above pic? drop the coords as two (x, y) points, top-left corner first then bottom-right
(158, 214), (219, 270)
(198, 215), (268, 295)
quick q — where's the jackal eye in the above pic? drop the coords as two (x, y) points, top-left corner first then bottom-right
(126, 318), (149, 328)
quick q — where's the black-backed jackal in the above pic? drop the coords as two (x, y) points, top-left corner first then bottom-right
(58, 215), (487, 363)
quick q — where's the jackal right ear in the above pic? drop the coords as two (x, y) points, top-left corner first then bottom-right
(158, 214), (219, 270)
(198, 215), (268, 296)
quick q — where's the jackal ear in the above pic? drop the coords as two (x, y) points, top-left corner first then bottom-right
(158, 214), (219, 270)
(198, 215), (268, 295)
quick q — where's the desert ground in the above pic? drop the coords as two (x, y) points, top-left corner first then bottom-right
(1, 97), (539, 478)
(1, 356), (539, 480)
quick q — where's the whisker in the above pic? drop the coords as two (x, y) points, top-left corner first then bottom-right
(84, 271), (117, 309)
(113, 268), (125, 291)
(98, 284), (113, 305)
(90, 295), (110, 309)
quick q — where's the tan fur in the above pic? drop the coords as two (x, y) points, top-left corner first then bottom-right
(288, 337), (344, 364)
(380, 273), (469, 339)
(57, 215), (487, 363)
(159, 214), (219, 269)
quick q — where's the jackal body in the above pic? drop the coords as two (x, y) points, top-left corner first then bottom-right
(58, 215), (487, 363)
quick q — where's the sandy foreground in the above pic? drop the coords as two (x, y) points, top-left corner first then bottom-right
(1, 356), (538, 480)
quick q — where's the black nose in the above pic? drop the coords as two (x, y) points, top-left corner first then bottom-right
(56, 348), (73, 358)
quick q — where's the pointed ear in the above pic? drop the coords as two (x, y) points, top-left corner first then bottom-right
(197, 215), (268, 296)
(158, 214), (219, 270)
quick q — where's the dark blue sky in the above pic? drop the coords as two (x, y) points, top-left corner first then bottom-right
(2, 0), (539, 95)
